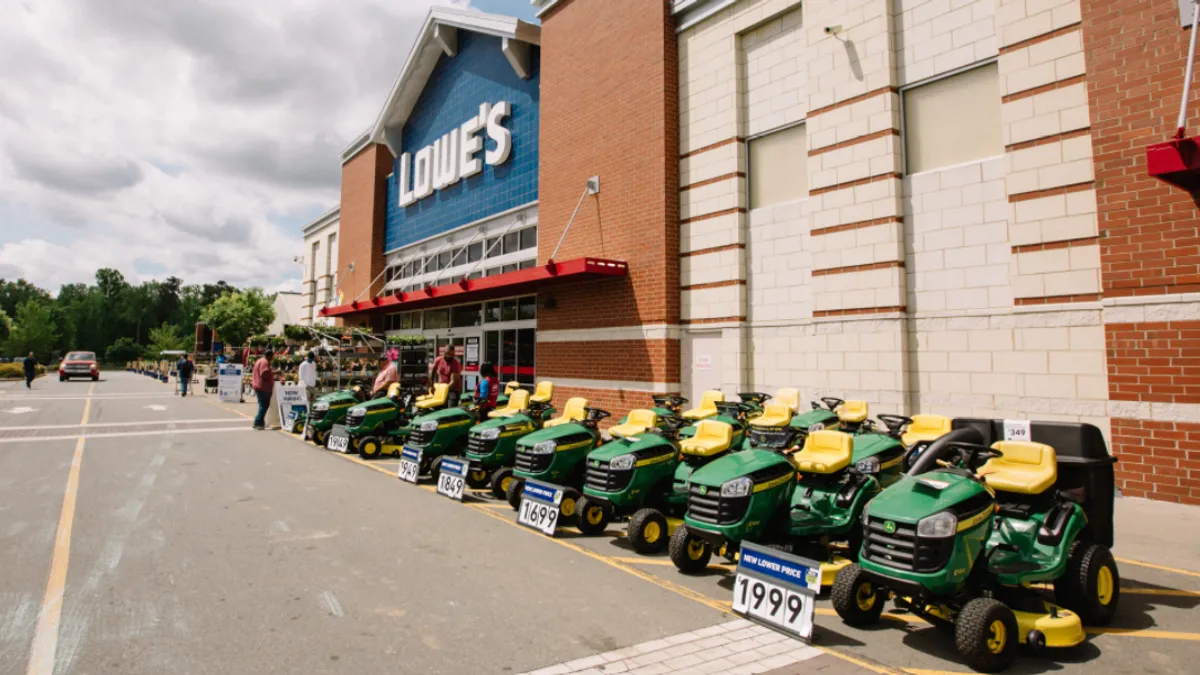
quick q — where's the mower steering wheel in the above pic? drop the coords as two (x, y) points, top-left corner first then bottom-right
(584, 407), (611, 423)
(943, 441), (1002, 473)
(821, 397), (845, 412)
(738, 392), (771, 405)
(877, 414), (914, 437)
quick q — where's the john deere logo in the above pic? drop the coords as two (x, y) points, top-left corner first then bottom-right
(883, 521), (897, 534)
(698, 485), (709, 495)
(591, 460), (600, 467)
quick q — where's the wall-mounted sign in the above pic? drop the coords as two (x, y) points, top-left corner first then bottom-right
(398, 101), (512, 207)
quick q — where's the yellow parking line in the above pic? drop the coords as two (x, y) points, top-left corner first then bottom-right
(609, 556), (736, 571)
(1116, 557), (1200, 579)
(1087, 626), (1200, 641)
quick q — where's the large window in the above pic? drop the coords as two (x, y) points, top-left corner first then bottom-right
(748, 123), (807, 208)
(903, 63), (1002, 174)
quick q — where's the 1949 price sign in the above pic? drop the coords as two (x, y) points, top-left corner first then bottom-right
(731, 542), (821, 641)
(516, 481), (563, 536)
(397, 446), (423, 484)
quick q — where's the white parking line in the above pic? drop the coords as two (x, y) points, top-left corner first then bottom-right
(0, 427), (253, 445)
(0, 418), (242, 432)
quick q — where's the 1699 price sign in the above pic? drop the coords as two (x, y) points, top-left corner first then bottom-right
(516, 481), (563, 536)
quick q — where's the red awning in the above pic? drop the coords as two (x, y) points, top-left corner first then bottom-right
(319, 257), (628, 318)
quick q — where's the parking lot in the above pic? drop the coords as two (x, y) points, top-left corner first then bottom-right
(1, 372), (1197, 674)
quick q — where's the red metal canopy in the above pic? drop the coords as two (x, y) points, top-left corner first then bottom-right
(319, 257), (628, 318)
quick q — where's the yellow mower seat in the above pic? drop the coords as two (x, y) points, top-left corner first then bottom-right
(489, 389), (530, 418)
(530, 381), (554, 404)
(901, 414), (952, 446)
(415, 383), (449, 409)
(682, 390), (724, 420)
(680, 420), (734, 457)
(836, 400), (869, 424)
(791, 430), (853, 474)
(774, 388), (800, 411)
(503, 381), (521, 396)
(979, 441), (1057, 495)
(544, 397), (588, 428)
(387, 382), (402, 398)
(609, 409), (658, 438)
(750, 403), (794, 428)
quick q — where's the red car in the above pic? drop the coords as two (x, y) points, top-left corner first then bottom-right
(59, 351), (99, 381)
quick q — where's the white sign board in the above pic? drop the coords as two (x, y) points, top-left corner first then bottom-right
(695, 354), (713, 371)
(217, 364), (243, 403)
(1003, 419), (1031, 442)
(398, 446), (423, 484)
(517, 480), (564, 536)
(732, 542), (821, 642)
(275, 383), (307, 432)
(436, 457), (469, 501)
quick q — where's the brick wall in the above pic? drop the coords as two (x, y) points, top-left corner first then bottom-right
(550, 386), (680, 431)
(536, 0), (680, 333)
(1112, 419), (1200, 504)
(1106, 321), (1200, 404)
(1084, 0), (1200, 298)
(337, 144), (394, 329)
(538, 340), (680, 382)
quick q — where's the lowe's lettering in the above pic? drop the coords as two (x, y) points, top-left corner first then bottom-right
(397, 101), (512, 207)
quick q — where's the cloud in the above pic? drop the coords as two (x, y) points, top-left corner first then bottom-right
(0, 0), (475, 293)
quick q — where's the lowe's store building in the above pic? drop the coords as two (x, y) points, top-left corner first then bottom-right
(307, 1), (1200, 505)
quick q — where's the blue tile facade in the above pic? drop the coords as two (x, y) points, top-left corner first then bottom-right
(385, 32), (540, 252)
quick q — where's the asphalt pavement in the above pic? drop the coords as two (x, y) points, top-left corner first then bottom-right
(1, 372), (1197, 675)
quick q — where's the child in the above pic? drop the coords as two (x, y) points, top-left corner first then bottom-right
(476, 362), (499, 417)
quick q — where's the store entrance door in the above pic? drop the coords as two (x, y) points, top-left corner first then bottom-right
(430, 332), (483, 395)
(484, 327), (536, 386)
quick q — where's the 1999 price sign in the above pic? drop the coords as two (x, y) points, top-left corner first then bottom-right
(732, 574), (813, 638)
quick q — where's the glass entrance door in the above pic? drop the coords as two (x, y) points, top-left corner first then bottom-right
(484, 327), (536, 385)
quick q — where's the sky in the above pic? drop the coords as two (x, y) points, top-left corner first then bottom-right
(0, 0), (538, 295)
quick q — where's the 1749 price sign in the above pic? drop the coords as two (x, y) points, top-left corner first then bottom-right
(731, 542), (821, 641)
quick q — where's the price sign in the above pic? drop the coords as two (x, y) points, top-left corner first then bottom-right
(284, 408), (306, 434)
(1003, 419), (1031, 442)
(327, 425), (352, 453)
(517, 480), (563, 536)
(398, 446), (423, 484)
(731, 542), (821, 641)
(436, 457), (468, 501)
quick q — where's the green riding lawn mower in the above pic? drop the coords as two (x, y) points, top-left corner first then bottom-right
(503, 406), (613, 518)
(669, 402), (951, 586)
(831, 419), (1119, 672)
(462, 388), (572, 497)
(341, 383), (430, 459)
(303, 384), (371, 447)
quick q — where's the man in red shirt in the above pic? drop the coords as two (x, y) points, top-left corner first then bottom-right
(430, 344), (463, 406)
(252, 349), (276, 430)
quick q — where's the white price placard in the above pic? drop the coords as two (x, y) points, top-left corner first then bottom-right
(398, 446), (423, 484)
(1003, 419), (1031, 442)
(217, 363), (243, 403)
(732, 543), (820, 642)
(327, 427), (351, 453)
(516, 481), (563, 536)
(436, 457), (468, 501)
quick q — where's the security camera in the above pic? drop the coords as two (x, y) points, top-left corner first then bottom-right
(825, 25), (843, 35)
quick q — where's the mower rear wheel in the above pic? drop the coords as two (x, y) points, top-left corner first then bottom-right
(831, 564), (885, 626)
(506, 477), (525, 511)
(955, 598), (1017, 673)
(466, 468), (491, 490)
(669, 527), (712, 574)
(358, 436), (383, 460)
(491, 468), (514, 500)
(429, 456), (443, 484)
(313, 429), (329, 447)
(574, 497), (610, 535)
(628, 508), (668, 554)
(559, 489), (581, 521)
(1055, 542), (1120, 626)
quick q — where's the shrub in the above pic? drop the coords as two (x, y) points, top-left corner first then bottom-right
(0, 363), (47, 378)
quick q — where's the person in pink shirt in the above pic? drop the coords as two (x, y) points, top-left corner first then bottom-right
(372, 356), (399, 399)
(251, 349), (275, 430)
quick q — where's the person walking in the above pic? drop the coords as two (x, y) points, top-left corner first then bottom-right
(475, 362), (499, 417)
(430, 344), (463, 406)
(371, 355), (399, 399)
(176, 353), (195, 397)
(22, 351), (37, 389)
(298, 352), (318, 403)
(252, 349), (276, 430)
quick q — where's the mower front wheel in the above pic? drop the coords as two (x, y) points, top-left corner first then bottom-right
(491, 467), (514, 500)
(628, 508), (668, 554)
(506, 477), (525, 511)
(831, 564), (886, 626)
(669, 527), (712, 574)
(358, 436), (383, 460)
(466, 467), (491, 490)
(1055, 542), (1120, 626)
(313, 429), (329, 447)
(559, 489), (581, 521)
(575, 497), (611, 535)
(955, 597), (1017, 673)
(429, 456), (444, 484)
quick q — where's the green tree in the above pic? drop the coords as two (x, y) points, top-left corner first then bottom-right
(146, 322), (189, 355)
(7, 300), (57, 360)
(105, 337), (143, 364)
(0, 279), (52, 317)
(0, 309), (11, 344)
(200, 289), (275, 349)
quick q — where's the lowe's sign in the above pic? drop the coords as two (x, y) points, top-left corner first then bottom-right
(398, 101), (512, 207)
